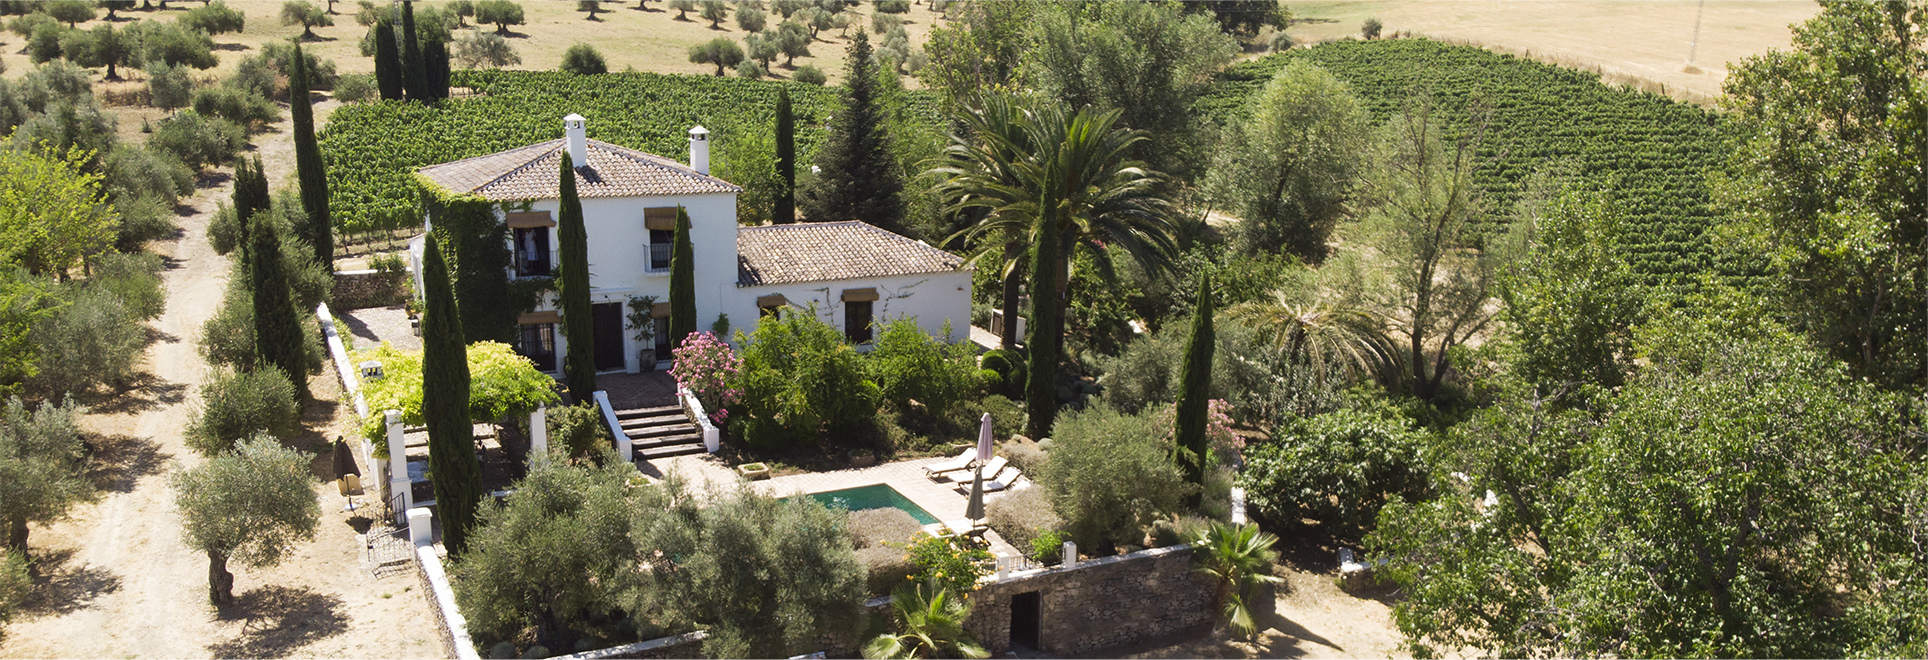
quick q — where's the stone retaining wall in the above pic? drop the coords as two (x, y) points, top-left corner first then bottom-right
(415, 545), (483, 660)
(334, 269), (410, 310)
(963, 545), (1213, 655)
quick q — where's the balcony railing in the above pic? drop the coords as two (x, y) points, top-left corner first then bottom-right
(648, 243), (671, 271)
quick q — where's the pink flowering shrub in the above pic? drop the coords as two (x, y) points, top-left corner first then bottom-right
(669, 331), (741, 423)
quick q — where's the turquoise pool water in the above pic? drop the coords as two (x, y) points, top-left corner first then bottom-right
(792, 484), (939, 525)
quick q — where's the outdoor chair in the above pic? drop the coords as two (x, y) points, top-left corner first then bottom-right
(921, 448), (978, 480)
(980, 468), (1023, 493)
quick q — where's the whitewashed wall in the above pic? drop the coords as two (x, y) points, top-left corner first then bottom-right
(727, 269), (974, 347)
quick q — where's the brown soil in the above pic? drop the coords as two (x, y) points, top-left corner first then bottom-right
(1115, 554), (1411, 659)
(0, 121), (440, 659)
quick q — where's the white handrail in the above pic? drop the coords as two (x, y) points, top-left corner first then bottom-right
(678, 386), (720, 452)
(592, 391), (631, 461)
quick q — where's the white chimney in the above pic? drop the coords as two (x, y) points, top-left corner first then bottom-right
(563, 113), (587, 168)
(688, 125), (710, 175)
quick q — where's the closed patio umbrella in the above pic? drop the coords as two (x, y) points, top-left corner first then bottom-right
(331, 436), (361, 480)
(976, 412), (994, 464)
(965, 464), (985, 525)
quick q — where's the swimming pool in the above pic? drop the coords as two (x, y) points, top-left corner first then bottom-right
(792, 484), (939, 525)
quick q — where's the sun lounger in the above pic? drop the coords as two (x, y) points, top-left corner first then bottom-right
(981, 468), (1022, 493)
(942, 519), (988, 539)
(921, 448), (977, 479)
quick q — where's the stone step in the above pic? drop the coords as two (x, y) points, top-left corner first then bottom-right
(625, 424), (699, 441)
(618, 414), (689, 430)
(633, 433), (704, 450)
(615, 406), (682, 420)
(636, 442), (708, 460)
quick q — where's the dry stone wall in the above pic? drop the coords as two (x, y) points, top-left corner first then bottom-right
(334, 269), (411, 310)
(964, 545), (1213, 655)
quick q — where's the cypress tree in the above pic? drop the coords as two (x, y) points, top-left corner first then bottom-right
(1173, 272), (1214, 505)
(773, 87), (795, 224)
(799, 30), (904, 233)
(401, 0), (429, 103)
(668, 206), (696, 349)
(249, 216), (309, 400)
(231, 156), (271, 271)
(424, 36), (451, 101)
(288, 41), (332, 268)
(420, 236), (483, 555)
(557, 151), (596, 400)
(373, 19), (403, 101)
(1024, 189), (1061, 439)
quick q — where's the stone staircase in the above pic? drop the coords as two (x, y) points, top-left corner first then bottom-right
(614, 405), (707, 460)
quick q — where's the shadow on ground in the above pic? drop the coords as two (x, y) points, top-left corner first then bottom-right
(86, 433), (170, 493)
(20, 548), (123, 618)
(206, 585), (350, 658)
(77, 372), (187, 416)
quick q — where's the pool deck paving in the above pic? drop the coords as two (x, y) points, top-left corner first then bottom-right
(642, 452), (1022, 560)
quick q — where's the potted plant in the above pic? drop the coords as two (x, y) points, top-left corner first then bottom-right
(737, 462), (770, 480)
(849, 448), (876, 468)
(627, 294), (659, 371)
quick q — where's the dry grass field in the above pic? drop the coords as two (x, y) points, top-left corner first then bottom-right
(1282, 0), (1819, 103)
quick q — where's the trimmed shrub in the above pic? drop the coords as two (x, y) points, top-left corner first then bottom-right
(964, 394), (1022, 444)
(113, 193), (178, 252)
(544, 401), (609, 460)
(856, 545), (914, 597)
(560, 43), (606, 75)
(1030, 529), (1064, 566)
(187, 366), (301, 456)
(849, 507), (921, 549)
(985, 485), (1060, 555)
(1039, 405), (1193, 555)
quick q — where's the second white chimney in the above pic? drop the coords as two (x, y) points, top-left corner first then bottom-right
(563, 113), (587, 167)
(688, 125), (710, 175)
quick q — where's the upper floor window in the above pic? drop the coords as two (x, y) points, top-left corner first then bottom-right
(513, 226), (551, 278)
(645, 207), (677, 272)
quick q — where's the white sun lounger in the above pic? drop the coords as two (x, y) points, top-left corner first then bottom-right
(921, 448), (977, 479)
(981, 468), (1023, 493)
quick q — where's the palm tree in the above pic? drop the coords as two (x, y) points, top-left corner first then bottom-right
(862, 580), (990, 659)
(1191, 521), (1284, 639)
(1229, 293), (1397, 385)
(933, 94), (1177, 350)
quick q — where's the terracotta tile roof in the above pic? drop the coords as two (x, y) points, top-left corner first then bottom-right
(416, 138), (741, 200)
(736, 221), (968, 287)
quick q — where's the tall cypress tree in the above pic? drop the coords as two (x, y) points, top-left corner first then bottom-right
(557, 151), (596, 400)
(1024, 189), (1061, 439)
(231, 156), (271, 271)
(401, 0), (429, 103)
(424, 36), (451, 101)
(668, 206), (696, 349)
(373, 18), (402, 101)
(420, 236), (483, 555)
(799, 30), (904, 233)
(288, 41), (332, 268)
(250, 217), (309, 400)
(1173, 273), (1214, 505)
(773, 87), (795, 224)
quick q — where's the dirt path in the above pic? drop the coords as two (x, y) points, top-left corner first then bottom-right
(1, 122), (439, 658)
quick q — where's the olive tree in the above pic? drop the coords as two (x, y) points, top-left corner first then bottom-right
(0, 396), (93, 553)
(171, 435), (320, 606)
(1206, 60), (1371, 261)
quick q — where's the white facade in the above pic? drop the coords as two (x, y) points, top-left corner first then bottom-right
(415, 119), (974, 378)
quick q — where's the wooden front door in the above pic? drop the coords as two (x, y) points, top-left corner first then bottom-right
(592, 302), (625, 372)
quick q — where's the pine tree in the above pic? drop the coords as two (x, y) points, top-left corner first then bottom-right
(288, 41), (333, 268)
(1024, 189), (1060, 438)
(250, 215), (309, 400)
(557, 151), (596, 400)
(668, 206), (696, 349)
(401, 0), (430, 103)
(773, 86), (796, 224)
(420, 236), (483, 555)
(799, 30), (904, 233)
(1173, 272), (1214, 505)
(373, 18), (403, 101)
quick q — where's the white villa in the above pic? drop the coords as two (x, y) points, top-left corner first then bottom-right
(409, 114), (973, 376)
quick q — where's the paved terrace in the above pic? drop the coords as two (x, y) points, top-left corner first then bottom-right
(643, 453), (1024, 560)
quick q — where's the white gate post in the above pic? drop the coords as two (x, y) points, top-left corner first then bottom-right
(386, 410), (411, 525)
(1062, 541), (1078, 569)
(529, 405), (547, 463)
